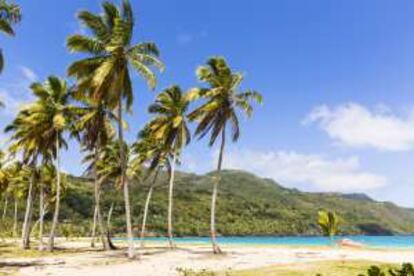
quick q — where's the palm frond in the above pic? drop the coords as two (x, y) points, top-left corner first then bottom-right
(67, 35), (105, 54)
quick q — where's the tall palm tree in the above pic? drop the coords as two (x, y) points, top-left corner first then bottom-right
(67, 0), (164, 258)
(18, 76), (72, 251)
(147, 85), (191, 248)
(0, 0), (21, 73)
(76, 98), (116, 250)
(188, 57), (262, 253)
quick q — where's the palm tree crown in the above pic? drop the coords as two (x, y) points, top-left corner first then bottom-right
(67, 0), (164, 110)
(75, 98), (116, 152)
(188, 57), (262, 146)
(147, 85), (191, 153)
(7, 76), (72, 162)
(318, 210), (340, 239)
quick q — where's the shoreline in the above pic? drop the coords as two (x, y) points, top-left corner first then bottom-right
(1, 239), (413, 275)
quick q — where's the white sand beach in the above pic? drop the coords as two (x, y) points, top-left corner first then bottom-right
(5, 240), (414, 276)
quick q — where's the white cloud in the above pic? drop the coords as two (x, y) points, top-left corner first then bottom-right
(0, 89), (27, 116)
(224, 149), (387, 192)
(304, 103), (414, 151)
(0, 66), (37, 117)
(19, 66), (38, 82)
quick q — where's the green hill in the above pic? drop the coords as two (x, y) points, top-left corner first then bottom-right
(58, 169), (414, 237)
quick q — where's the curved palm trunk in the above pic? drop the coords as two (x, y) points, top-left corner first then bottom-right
(21, 164), (36, 249)
(13, 197), (18, 239)
(167, 153), (177, 249)
(95, 180), (110, 250)
(139, 170), (160, 250)
(210, 129), (226, 254)
(38, 182), (45, 251)
(48, 136), (61, 251)
(117, 100), (134, 259)
(93, 150), (111, 250)
(90, 205), (98, 248)
(106, 202), (116, 249)
(2, 194), (8, 219)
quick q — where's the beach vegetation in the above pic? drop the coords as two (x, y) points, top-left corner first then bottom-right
(317, 210), (340, 244)
(66, 0), (164, 258)
(188, 57), (262, 253)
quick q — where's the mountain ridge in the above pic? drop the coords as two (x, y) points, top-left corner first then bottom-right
(61, 169), (414, 236)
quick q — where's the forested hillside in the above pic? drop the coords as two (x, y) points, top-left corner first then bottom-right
(49, 169), (414, 237)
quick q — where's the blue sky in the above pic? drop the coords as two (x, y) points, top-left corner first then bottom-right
(2, 0), (414, 206)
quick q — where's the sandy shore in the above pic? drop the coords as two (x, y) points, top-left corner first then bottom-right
(4, 240), (414, 275)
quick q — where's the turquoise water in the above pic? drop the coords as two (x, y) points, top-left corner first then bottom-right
(133, 236), (414, 248)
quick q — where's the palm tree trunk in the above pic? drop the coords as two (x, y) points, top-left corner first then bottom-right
(106, 202), (116, 249)
(90, 205), (98, 248)
(117, 99), (134, 259)
(38, 182), (44, 251)
(107, 203), (114, 231)
(96, 181), (110, 250)
(2, 194), (8, 219)
(13, 197), (18, 239)
(93, 149), (111, 250)
(140, 170), (159, 250)
(21, 163), (36, 249)
(168, 153), (177, 249)
(48, 136), (61, 251)
(210, 129), (226, 254)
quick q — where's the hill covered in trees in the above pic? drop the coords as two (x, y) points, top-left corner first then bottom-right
(53, 169), (414, 237)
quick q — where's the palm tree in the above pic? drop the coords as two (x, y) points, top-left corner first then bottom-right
(76, 98), (116, 250)
(12, 76), (73, 251)
(132, 127), (170, 250)
(7, 161), (27, 239)
(147, 85), (191, 248)
(6, 76), (73, 250)
(188, 57), (262, 253)
(96, 140), (140, 193)
(67, 0), (164, 258)
(317, 210), (340, 245)
(95, 139), (141, 247)
(0, 0), (21, 73)
(5, 106), (44, 249)
(37, 163), (57, 250)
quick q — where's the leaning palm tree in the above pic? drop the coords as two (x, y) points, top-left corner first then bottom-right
(5, 106), (44, 249)
(132, 127), (171, 250)
(0, 0), (21, 73)
(76, 98), (116, 250)
(21, 76), (73, 251)
(188, 57), (262, 253)
(67, 0), (164, 258)
(317, 210), (340, 245)
(96, 140), (141, 250)
(147, 85), (191, 248)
